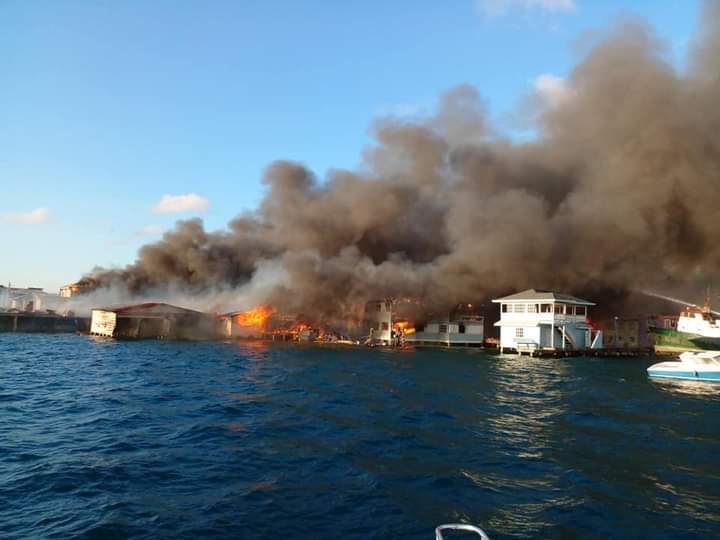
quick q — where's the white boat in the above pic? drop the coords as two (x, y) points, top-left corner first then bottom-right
(646, 288), (720, 351)
(647, 351), (720, 381)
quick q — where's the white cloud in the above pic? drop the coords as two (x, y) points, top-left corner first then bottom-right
(477, 0), (575, 16)
(0, 207), (49, 224)
(533, 73), (573, 106)
(151, 193), (209, 214)
(137, 224), (166, 236)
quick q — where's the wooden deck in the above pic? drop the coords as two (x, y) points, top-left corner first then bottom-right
(508, 346), (655, 357)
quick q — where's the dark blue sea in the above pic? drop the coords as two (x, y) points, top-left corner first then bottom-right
(1, 334), (719, 539)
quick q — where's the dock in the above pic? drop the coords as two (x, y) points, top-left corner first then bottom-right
(511, 346), (655, 358)
(0, 311), (85, 333)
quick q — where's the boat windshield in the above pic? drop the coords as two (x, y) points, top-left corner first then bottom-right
(695, 357), (720, 365)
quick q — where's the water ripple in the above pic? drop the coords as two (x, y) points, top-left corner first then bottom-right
(1, 335), (719, 538)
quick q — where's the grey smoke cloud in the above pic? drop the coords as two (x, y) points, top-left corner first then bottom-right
(82, 3), (720, 321)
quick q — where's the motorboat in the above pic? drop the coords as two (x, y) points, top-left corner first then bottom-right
(647, 351), (720, 381)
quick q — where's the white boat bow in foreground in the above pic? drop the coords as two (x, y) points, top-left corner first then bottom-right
(647, 351), (720, 381)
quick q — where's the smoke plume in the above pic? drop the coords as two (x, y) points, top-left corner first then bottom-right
(82, 3), (720, 322)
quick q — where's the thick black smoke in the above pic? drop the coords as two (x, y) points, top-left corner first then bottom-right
(83, 3), (720, 321)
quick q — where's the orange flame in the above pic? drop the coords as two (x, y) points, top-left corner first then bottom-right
(393, 320), (416, 335)
(233, 305), (275, 327)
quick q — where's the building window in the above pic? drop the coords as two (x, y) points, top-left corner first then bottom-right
(416, 324), (425, 332)
(540, 304), (552, 313)
(576, 306), (586, 316)
(458, 323), (466, 334)
(527, 304), (537, 313)
(376, 303), (382, 312)
(381, 322), (389, 330)
(554, 304), (564, 314)
(439, 324), (448, 333)
(513, 304), (525, 313)
(502, 304), (508, 313)
(515, 328), (524, 338)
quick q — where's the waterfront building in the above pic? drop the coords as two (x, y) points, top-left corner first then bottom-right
(218, 310), (268, 339)
(90, 303), (219, 340)
(492, 289), (600, 353)
(0, 285), (65, 313)
(597, 317), (654, 349)
(363, 299), (394, 345)
(59, 282), (82, 297)
(406, 316), (485, 346)
(59, 279), (94, 298)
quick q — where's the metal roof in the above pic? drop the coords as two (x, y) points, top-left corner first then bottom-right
(491, 289), (595, 305)
(92, 302), (202, 315)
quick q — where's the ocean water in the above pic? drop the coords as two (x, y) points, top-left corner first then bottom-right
(1, 334), (719, 539)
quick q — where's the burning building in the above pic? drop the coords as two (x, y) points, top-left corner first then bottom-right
(90, 303), (219, 340)
(359, 298), (425, 346)
(218, 306), (322, 342)
(59, 282), (83, 298)
(363, 299), (394, 345)
(219, 305), (274, 339)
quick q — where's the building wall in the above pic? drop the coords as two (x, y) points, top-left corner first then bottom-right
(90, 310), (117, 336)
(499, 326), (541, 350)
(410, 319), (484, 345)
(91, 305), (219, 340)
(500, 323), (591, 350)
(218, 317), (233, 338)
(599, 318), (652, 348)
(365, 300), (393, 344)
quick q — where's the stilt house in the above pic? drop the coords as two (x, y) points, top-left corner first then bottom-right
(492, 289), (599, 353)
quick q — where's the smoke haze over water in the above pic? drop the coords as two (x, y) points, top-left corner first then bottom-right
(82, 3), (720, 321)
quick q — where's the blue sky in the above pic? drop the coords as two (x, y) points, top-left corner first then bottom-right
(1, 0), (700, 292)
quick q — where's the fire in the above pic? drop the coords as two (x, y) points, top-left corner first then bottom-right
(233, 305), (275, 327)
(393, 320), (416, 335)
(292, 323), (310, 333)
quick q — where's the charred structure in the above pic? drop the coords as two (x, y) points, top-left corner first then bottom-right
(90, 303), (219, 340)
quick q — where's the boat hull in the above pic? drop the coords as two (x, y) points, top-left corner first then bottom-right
(648, 352), (720, 382)
(647, 368), (720, 382)
(650, 327), (720, 351)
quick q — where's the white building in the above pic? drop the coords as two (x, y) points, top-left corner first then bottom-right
(59, 283), (79, 297)
(364, 299), (394, 345)
(492, 289), (600, 353)
(406, 316), (484, 346)
(0, 285), (66, 313)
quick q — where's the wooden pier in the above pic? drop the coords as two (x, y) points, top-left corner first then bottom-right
(510, 346), (655, 358)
